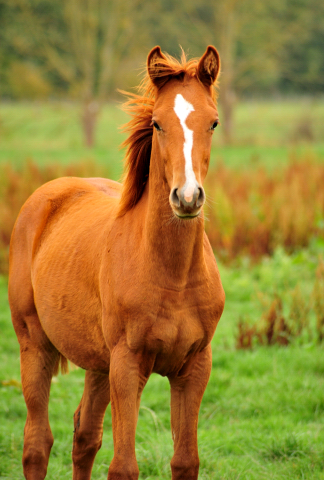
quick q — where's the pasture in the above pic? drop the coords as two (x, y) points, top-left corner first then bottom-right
(1, 249), (324, 479)
(1, 98), (324, 479)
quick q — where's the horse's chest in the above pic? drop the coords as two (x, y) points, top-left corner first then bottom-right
(110, 286), (219, 375)
(148, 303), (204, 351)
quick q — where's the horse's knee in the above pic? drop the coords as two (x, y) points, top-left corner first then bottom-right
(170, 455), (199, 480)
(108, 457), (139, 480)
(72, 431), (102, 468)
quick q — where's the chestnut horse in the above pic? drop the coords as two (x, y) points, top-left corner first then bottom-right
(8, 46), (225, 480)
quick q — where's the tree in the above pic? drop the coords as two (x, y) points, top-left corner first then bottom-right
(4, 0), (148, 146)
(1, 0), (323, 146)
(180, 0), (324, 144)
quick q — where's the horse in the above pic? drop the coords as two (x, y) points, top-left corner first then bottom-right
(8, 45), (225, 480)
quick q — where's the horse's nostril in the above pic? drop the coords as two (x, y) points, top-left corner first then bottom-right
(170, 188), (180, 207)
(196, 187), (205, 208)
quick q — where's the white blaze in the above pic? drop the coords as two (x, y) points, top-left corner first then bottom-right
(173, 93), (197, 202)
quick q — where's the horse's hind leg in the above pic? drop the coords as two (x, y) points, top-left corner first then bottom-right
(13, 312), (59, 480)
(72, 370), (110, 480)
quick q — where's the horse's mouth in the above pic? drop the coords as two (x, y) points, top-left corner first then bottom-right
(173, 208), (202, 220)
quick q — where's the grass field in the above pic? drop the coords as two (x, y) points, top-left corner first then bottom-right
(1, 98), (324, 177)
(1, 246), (324, 479)
(0, 98), (324, 479)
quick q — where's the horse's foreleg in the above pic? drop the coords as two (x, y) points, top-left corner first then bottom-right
(168, 345), (212, 480)
(72, 370), (110, 480)
(108, 341), (152, 480)
(17, 315), (59, 480)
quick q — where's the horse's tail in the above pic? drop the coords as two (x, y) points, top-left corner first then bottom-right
(53, 354), (69, 376)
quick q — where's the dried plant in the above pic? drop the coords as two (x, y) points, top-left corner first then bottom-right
(236, 318), (261, 350)
(1, 155), (324, 274)
(313, 258), (324, 342)
(235, 287), (313, 350)
(260, 296), (291, 346)
(289, 285), (311, 339)
(205, 156), (324, 262)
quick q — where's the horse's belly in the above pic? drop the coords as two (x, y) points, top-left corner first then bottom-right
(30, 202), (113, 373)
(34, 289), (110, 373)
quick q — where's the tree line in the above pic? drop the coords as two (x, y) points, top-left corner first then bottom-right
(1, 0), (323, 145)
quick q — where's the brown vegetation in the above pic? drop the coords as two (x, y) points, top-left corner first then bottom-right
(236, 259), (324, 349)
(205, 156), (324, 262)
(0, 156), (324, 274)
(236, 296), (293, 350)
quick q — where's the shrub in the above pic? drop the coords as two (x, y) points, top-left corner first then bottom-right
(1, 155), (324, 274)
(235, 281), (318, 349)
(313, 258), (324, 342)
(205, 156), (324, 262)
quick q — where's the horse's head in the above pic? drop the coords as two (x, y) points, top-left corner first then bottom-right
(148, 46), (220, 219)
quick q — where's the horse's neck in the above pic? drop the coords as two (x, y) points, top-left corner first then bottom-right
(141, 173), (205, 287)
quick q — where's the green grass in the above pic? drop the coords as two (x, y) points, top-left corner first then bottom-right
(1, 244), (324, 479)
(1, 98), (324, 180)
(0, 101), (127, 180)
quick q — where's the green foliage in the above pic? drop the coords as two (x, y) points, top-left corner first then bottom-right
(0, 0), (150, 100)
(6, 61), (52, 99)
(0, 0), (324, 100)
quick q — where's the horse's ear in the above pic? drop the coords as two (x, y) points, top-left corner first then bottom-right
(147, 46), (168, 89)
(197, 46), (220, 87)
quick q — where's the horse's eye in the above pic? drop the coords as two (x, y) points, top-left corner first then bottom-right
(152, 120), (162, 131)
(211, 120), (219, 131)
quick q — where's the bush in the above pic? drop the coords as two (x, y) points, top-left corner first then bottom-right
(1, 155), (324, 274)
(235, 260), (324, 349)
(205, 156), (324, 262)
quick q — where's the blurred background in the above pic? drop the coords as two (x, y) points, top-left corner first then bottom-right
(1, 0), (324, 146)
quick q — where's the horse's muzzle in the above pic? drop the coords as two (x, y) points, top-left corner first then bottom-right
(170, 185), (205, 218)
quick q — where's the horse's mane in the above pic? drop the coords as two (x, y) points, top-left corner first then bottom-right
(117, 50), (217, 218)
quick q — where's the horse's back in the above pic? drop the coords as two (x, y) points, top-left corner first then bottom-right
(12, 175), (120, 238)
(82, 177), (121, 197)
